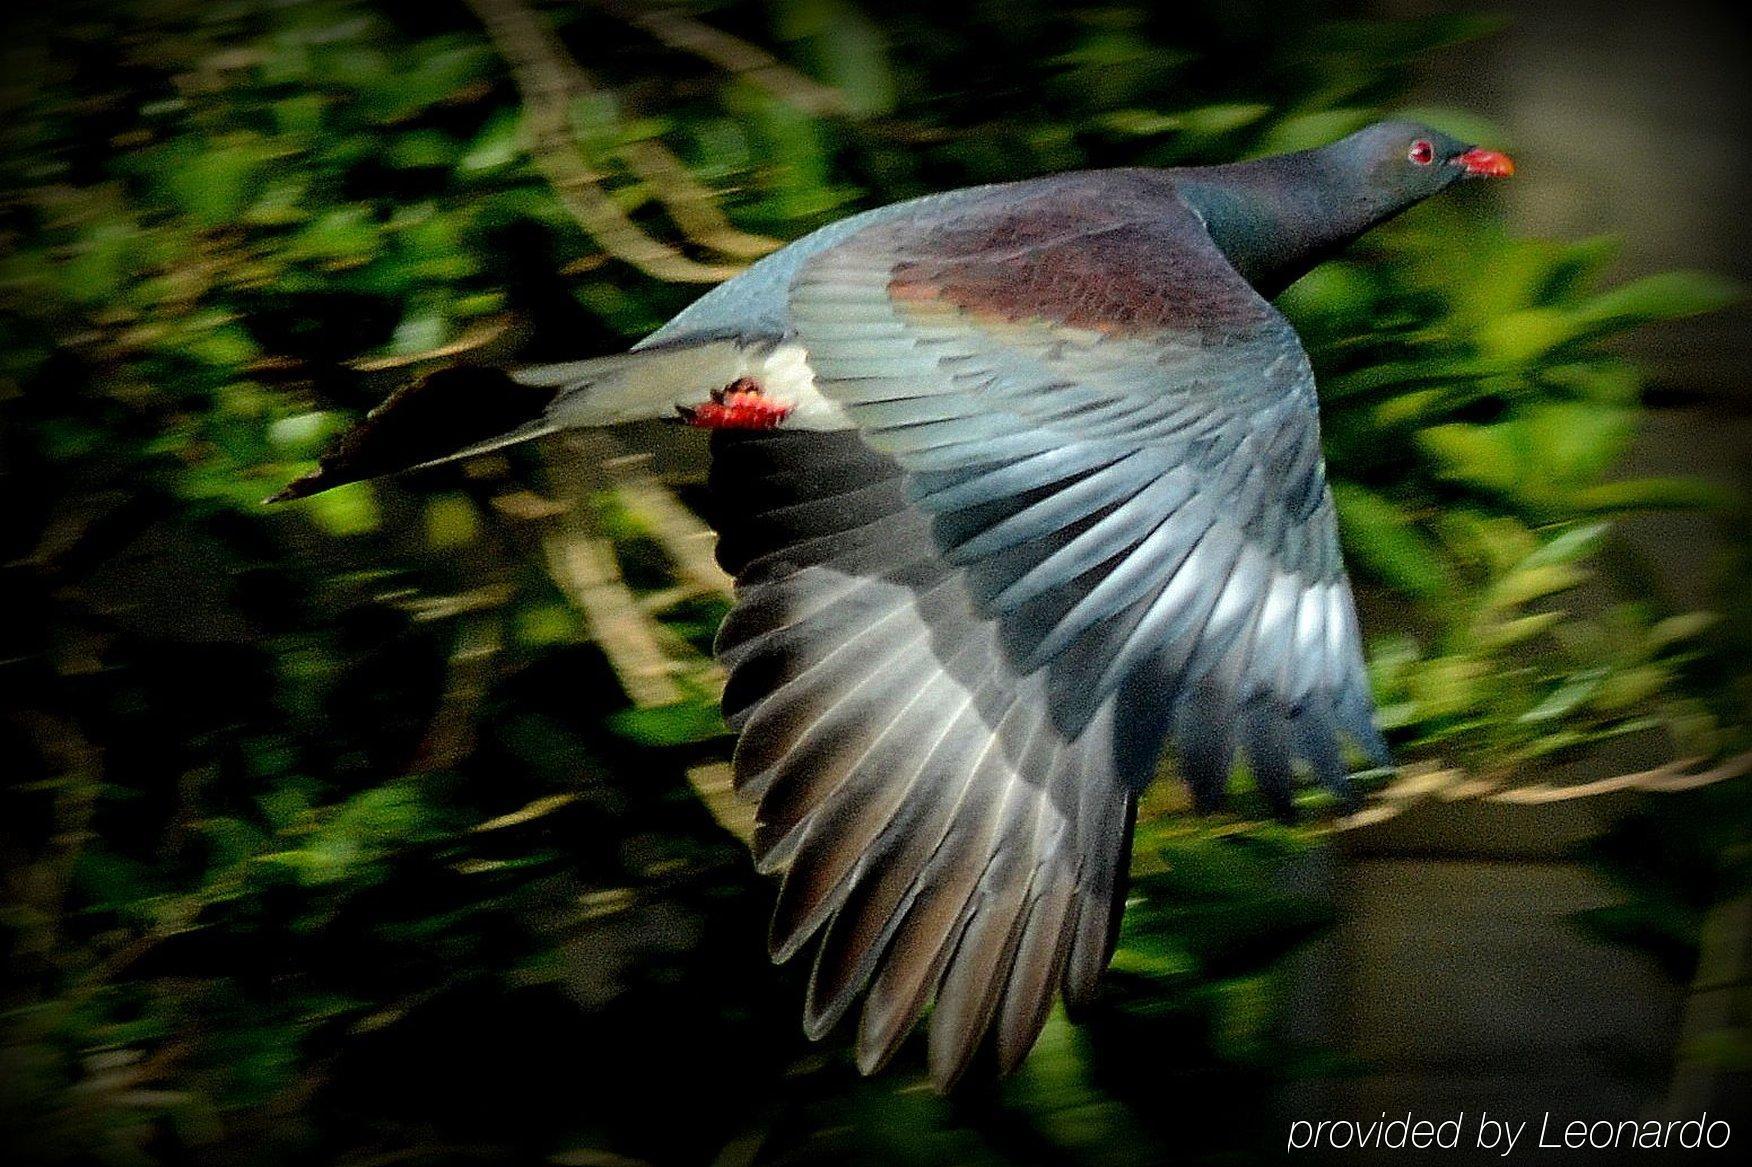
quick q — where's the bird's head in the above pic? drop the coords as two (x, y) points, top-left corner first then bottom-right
(1335, 119), (1515, 205)
(1174, 117), (1515, 295)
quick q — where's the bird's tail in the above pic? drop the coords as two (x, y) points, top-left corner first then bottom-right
(266, 339), (743, 502)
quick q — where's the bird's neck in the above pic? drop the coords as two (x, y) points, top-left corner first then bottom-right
(1172, 149), (1401, 298)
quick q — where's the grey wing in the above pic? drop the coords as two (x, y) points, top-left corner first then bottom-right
(709, 171), (1385, 1088)
(711, 429), (1136, 1089)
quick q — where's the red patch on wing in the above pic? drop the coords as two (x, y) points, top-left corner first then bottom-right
(676, 377), (792, 430)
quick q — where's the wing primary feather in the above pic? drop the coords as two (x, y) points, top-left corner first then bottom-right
(854, 692), (1039, 1074)
(1063, 705), (1137, 1007)
(986, 732), (1086, 1074)
(752, 613), (963, 868)
(910, 444), (1130, 512)
(729, 574), (958, 802)
(801, 666), (1001, 1038)
(925, 704), (1059, 1088)
(768, 632), (995, 962)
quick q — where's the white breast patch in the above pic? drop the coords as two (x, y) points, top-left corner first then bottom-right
(751, 342), (854, 431)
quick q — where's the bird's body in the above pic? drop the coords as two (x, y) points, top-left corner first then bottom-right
(275, 121), (1513, 1088)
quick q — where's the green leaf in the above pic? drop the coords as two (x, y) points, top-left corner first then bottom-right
(289, 206), (379, 266)
(1521, 402), (1632, 486)
(515, 604), (578, 646)
(1520, 521), (1609, 569)
(1647, 612), (1718, 650)
(62, 224), (139, 302)
(1177, 102), (1272, 137)
(459, 110), (523, 173)
(386, 129), (456, 169)
(268, 411), (341, 456)
(424, 494), (479, 549)
(1520, 668), (1608, 723)
(301, 481), (381, 536)
(157, 136), (278, 228)
(1255, 109), (1373, 155)
(1473, 610), (1565, 651)
(1592, 665), (1670, 711)
(1332, 483), (1457, 599)
(1417, 422), (1521, 494)
(1474, 307), (1577, 364)
(812, 4), (894, 115)
(1408, 655), (1487, 718)
(1097, 109), (1184, 137)
(1540, 234), (1622, 301)
(1574, 477), (1736, 513)
(608, 699), (729, 746)
(1489, 561), (1588, 609)
(1570, 271), (1742, 330)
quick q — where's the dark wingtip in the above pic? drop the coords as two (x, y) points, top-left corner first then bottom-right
(259, 366), (557, 506)
(264, 483), (306, 506)
(265, 466), (357, 505)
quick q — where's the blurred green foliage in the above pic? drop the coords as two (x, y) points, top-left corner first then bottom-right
(1282, 213), (1743, 776)
(1, 1), (1746, 1165)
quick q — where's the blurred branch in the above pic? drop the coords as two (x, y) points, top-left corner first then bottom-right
(592, 0), (847, 116)
(1488, 752), (1752, 802)
(683, 760), (754, 851)
(636, 583), (711, 613)
(512, 434), (750, 842)
(472, 792), (579, 832)
(598, 450), (734, 600)
(536, 438), (691, 707)
(8, 710), (102, 965)
(464, 0), (769, 282)
(349, 316), (515, 374)
(615, 137), (780, 261)
(21, 489), (132, 575)
(1329, 752), (1752, 832)
(409, 615), (504, 773)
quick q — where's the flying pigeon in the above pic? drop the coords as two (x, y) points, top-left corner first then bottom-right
(272, 121), (1514, 1088)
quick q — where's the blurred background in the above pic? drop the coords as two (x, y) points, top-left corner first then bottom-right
(2, 1), (1748, 1163)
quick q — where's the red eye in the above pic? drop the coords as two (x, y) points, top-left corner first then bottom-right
(1408, 139), (1435, 165)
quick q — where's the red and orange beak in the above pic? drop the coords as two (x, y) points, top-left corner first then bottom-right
(1454, 147), (1515, 178)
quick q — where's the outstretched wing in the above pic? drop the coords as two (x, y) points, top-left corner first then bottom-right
(710, 170), (1385, 1087)
(711, 429), (1137, 1088)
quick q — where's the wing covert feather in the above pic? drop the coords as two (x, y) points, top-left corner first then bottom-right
(786, 170), (1387, 797)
